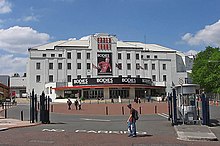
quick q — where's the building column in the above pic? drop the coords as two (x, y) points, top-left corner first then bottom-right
(104, 88), (109, 99)
(129, 87), (135, 99)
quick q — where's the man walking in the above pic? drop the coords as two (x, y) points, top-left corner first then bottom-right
(127, 104), (137, 137)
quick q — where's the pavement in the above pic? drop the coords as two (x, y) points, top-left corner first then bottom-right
(0, 98), (219, 142)
(175, 125), (218, 141)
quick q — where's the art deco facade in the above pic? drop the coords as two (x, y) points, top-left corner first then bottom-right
(27, 33), (193, 101)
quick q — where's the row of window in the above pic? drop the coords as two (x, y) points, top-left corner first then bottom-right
(65, 52), (157, 60)
(35, 74), (167, 83)
(36, 62), (167, 70)
(41, 52), (91, 59)
(118, 53), (158, 60)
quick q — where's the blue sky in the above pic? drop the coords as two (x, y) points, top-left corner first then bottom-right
(0, 0), (220, 75)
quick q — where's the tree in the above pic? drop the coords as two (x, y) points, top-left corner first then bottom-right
(191, 46), (220, 94)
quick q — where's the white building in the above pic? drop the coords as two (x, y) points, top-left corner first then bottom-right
(10, 73), (27, 98)
(27, 33), (193, 101)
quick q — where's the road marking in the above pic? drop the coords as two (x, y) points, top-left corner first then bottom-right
(157, 113), (169, 119)
(80, 118), (111, 122)
(75, 129), (147, 135)
(42, 129), (65, 132)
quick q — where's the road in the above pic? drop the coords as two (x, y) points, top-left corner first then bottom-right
(0, 103), (220, 145)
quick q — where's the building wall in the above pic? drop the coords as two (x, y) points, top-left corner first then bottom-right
(0, 82), (9, 101)
(27, 33), (192, 96)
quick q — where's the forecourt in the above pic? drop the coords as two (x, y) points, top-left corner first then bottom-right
(1, 102), (220, 146)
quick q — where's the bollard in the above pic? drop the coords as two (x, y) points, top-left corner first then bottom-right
(139, 107), (142, 115)
(21, 110), (24, 121)
(106, 106), (108, 115)
(122, 106), (124, 115)
(4, 109), (7, 118)
(51, 105), (54, 112)
(155, 105), (157, 114)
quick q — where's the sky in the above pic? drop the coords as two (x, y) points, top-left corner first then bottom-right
(0, 0), (220, 76)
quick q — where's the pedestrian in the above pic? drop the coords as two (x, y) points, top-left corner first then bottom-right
(78, 99), (82, 110)
(67, 98), (72, 110)
(74, 99), (79, 110)
(127, 104), (137, 137)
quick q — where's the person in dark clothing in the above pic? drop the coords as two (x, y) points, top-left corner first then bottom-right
(127, 104), (137, 137)
(74, 100), (79, 110)
(67, 98), (72, 110)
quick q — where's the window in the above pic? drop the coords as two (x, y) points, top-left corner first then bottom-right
(136, 54), (139, 60)
(36, 62), (40, 70)
(50, 87), (52, 94)
(67, 63), (71, 69)
(118, 53), (121, 59)
(163, 64), (166, 70)
(87, 63), (91, 70)
(163, 75), (167, 82)
(136, 75), (140, 78)
(87, 53), (90, 59)
(154, 55), (158, 59)
(152, 75), (156, 81)
(49, 75), (53, 82)
(36, 75), (40, 82)
(67, 75), (71, 82)
(43, 54), (46, 57)
(58, 63), (62, 69)
(136, 63), (140, 70)
(127, 63), (131, 70)
(77, 52), (81, 59)
(67, 52), (71, 59)
(51, 54), (55, 57)
(127, 53), (130, 60)
(141, 55), (143, 59)
(77, 75), (81, 79)
(49, 63), (53, 70)
(144, 64), (148, 70)
(152, 63), (155, 70)
(117, 63), (122, 70)
(77, 63), (81, 69)
(59, 54), (62, 57)
(147, 55), (150, 59)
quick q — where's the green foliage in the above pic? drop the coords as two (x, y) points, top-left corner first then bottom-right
(191, 46), (220, 93)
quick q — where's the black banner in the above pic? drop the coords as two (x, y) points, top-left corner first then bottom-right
(73, 77), (152, 86)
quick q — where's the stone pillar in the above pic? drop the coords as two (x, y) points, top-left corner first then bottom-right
(104, 88), (109, 99)
(130, 87), (135, 99)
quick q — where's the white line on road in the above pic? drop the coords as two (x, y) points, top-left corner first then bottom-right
(80, 118), (111, 122)
(157, 113), (169, 119)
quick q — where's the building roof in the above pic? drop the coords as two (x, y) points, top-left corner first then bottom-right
(30, 33), (177, 52)
(56, 40), (89, 47)
(31, 41), (66, 50)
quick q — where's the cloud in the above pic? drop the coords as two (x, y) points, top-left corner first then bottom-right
(0, 26), (50, 54)
(182, 20), (220, 47)
(184, 50), (198, 56)
(0, 0), (12, 14)
(0, 54), (27, 75)
(22, 15), (39, 22)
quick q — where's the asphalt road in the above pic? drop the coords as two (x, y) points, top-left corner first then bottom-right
(0, 103), (220, 146)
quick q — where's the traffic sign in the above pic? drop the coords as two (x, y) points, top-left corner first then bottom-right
(179, 78), (184, 85)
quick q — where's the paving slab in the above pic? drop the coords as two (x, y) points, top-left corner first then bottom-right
(175, 125), (218, 141)
(0, 118), (40, 131)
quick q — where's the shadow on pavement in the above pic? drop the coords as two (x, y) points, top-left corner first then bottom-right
(137, 134), (153, 137)
(210, 119), (220, 127)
